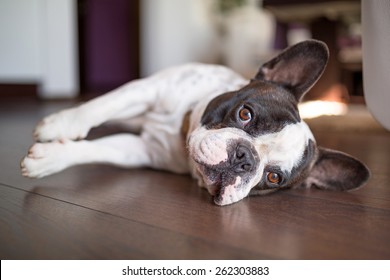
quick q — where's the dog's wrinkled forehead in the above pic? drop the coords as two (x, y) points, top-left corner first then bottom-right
(201, 80), (301, 136)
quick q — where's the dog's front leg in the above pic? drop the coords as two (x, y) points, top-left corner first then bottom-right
(34, 78), (159, 142)
(21, 134), (152, 178)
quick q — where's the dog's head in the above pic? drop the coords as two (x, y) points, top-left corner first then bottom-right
(188, 40), (370, 206)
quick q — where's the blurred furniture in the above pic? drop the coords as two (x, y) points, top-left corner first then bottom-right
(78, 0), (140, 94)
(362, 0), (390, 131)
(263, 0), (361, 102)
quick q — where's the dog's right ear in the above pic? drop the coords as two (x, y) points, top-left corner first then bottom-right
(254, 40), (329, 101)
(305, 147), (370, 191)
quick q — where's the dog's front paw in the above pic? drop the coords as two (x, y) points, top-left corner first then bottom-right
(21, 142), (70, 178)
(34, 109), (89, 142)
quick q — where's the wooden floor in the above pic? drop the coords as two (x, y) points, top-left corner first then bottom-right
(1, 99), (390, 259)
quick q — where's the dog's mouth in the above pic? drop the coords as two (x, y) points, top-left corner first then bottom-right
(208, 172), (226, 198)
(209, 173), (224, 201)
(195, 163), (247, 205)
(213, 180), (231, 205)
(214, 175), (245, 205)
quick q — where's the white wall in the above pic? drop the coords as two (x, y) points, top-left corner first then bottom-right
(140, 0), (275, 79)
(140, 0), (219, 77)
(0, 0), (42, 82)
(0, 0), (78, 98)
(40, 0), (79, 98)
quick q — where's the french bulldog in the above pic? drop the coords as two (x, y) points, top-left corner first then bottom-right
(21, 40), (370, 206)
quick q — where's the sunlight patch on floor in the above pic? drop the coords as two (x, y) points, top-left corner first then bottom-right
(299, 101), (348, 119)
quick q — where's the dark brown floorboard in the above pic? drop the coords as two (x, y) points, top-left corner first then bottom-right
(0, 100), (389, 259)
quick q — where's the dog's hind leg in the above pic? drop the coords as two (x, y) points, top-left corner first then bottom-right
(34, 77), (159, 143)
(21, 134), (153, 178)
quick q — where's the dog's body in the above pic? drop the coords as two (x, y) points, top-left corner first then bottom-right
(21, 40), (370, 206)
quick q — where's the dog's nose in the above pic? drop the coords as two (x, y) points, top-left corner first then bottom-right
(232, 144), (255, 173)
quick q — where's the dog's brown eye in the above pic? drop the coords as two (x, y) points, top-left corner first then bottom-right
(239, 107), (252, 122)
(267, 172), (281, 184)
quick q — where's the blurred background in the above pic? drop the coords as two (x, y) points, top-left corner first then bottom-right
(0, 0), (363, 103)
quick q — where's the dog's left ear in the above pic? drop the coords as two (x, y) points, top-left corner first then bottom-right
(254, 39), (329, 101)
(306, 147), (370, 191)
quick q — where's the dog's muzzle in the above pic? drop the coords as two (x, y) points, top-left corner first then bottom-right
(188, 127), (260, 205)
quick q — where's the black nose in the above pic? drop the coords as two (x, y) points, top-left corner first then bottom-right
(232, 144), (255, 173)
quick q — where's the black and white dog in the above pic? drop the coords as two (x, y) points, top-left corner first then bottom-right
(21, 40), (370, 206)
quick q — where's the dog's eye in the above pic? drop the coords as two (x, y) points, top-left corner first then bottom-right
(266, 172), (281, 185)
(238, 107), (252, 123)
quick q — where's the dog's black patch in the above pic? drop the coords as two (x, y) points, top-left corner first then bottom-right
(201, 80), (301, 137)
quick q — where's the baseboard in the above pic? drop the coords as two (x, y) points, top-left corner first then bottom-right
(0, 83), (38, 100)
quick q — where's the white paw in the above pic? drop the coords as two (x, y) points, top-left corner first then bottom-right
(21, 142), (71, 178)
(34, 108), (90, 142)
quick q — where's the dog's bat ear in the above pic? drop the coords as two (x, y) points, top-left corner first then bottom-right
(254, 39), (329, 101)
(306, 147), (370, 191)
